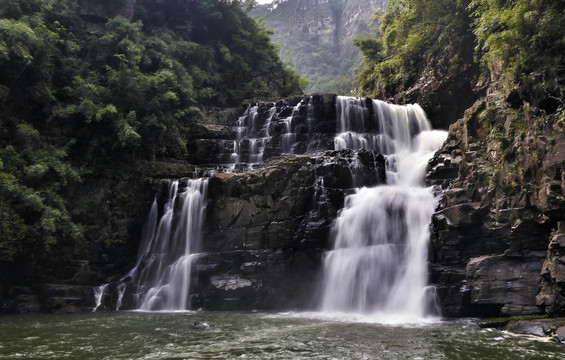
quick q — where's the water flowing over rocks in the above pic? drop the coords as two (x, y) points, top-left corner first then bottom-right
(192, 151), (386, 309)
(95, 150), (386, 311)
(92, 95), (407, 312)
(5, 91), (565, 321)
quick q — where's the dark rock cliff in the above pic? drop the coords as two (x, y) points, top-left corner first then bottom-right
(427, 95), (565, 317)
(100, 149), (386, 312)
(190, 151), (385, 309)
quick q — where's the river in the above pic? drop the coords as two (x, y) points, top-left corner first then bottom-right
(0, 311), (563, 359)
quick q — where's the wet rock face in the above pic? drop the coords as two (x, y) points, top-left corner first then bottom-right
(537, 224), (565, 316)
(194, 94), (338, 166)
(205, 151), (385, 252)
(192, 150), (386, 309)
(466, 255), (546, 316)
(427, 98), (565, 317)
(2, 285), (95, 313)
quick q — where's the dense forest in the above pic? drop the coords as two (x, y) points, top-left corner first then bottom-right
(0, 0), (305, 277)
(353, 0), (564, 123)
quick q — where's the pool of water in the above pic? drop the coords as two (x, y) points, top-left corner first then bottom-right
(0, 311), (563, 359)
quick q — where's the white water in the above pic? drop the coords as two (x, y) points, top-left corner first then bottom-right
(221, 100), (309, 167)
(320, 96), (447, 320)
(122, 178), (208, 311)
(225, 104), (278, 166)
(92, 284), (109, 312)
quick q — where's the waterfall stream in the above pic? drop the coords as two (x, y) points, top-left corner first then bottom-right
(320, 96), (447, 319)
(96, 95), (446, 316)
(121, 178), (208, 311)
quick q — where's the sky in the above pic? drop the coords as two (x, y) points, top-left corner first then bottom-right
(256, 0), (275, 4)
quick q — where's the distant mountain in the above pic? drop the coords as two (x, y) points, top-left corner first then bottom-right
(252, 0), (388, 93)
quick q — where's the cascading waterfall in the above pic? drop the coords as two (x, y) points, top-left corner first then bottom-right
(92, 284), (109, 312)
(219, 99), (310, 167)
(122, 178), (208, 311)
(320, 96), (447, 319)
(95, 94), (445, 316)
(281, 101), (303, 154)
(223, 104), (277, 166)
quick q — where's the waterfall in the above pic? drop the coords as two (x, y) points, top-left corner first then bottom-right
(320, 96), (447, 319)
(92, 284), (108, 312)
(219, 99), (314, 168)
(122, 178), (208, 311)
(224, 104), (276, 166)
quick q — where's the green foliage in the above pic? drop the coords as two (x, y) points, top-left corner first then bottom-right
(469, 0), (565, 110)
(283, 64), (310, 96)
(0, 0), (305, 263)
(327, 75), (358, 95)
(354, 0), (474, 98)
(355, 0), (564, 113)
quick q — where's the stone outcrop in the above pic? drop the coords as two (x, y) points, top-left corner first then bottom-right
(190, 150), (386, 309)
(537, 223), (565, 316)
(428, 96), (565, 317)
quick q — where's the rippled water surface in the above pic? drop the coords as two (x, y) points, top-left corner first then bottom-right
(0, 312), (563, 359)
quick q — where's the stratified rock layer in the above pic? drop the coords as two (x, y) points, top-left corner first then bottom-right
(191, 151), (385, 309)
(428, 97), (565, 317)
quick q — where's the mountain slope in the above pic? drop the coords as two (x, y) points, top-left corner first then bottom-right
(252, 0), (388, 93)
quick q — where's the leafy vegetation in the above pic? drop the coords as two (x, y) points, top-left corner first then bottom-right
(469, 0), (565, 112)
(0, 0), (305, 264)
(354, 0), (564, 111)
(354, 0), (475, 98)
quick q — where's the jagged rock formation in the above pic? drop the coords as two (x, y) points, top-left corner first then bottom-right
(190, 151), (385, 309)
(538, 224), (565, 316)
(427, 96), (565, 317)
(252, 0), (388, 93)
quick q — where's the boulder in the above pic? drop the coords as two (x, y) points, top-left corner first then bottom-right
(505, 321), (547, 337)
(466, 255), (544, 316)
(556, 325), (565, 342)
